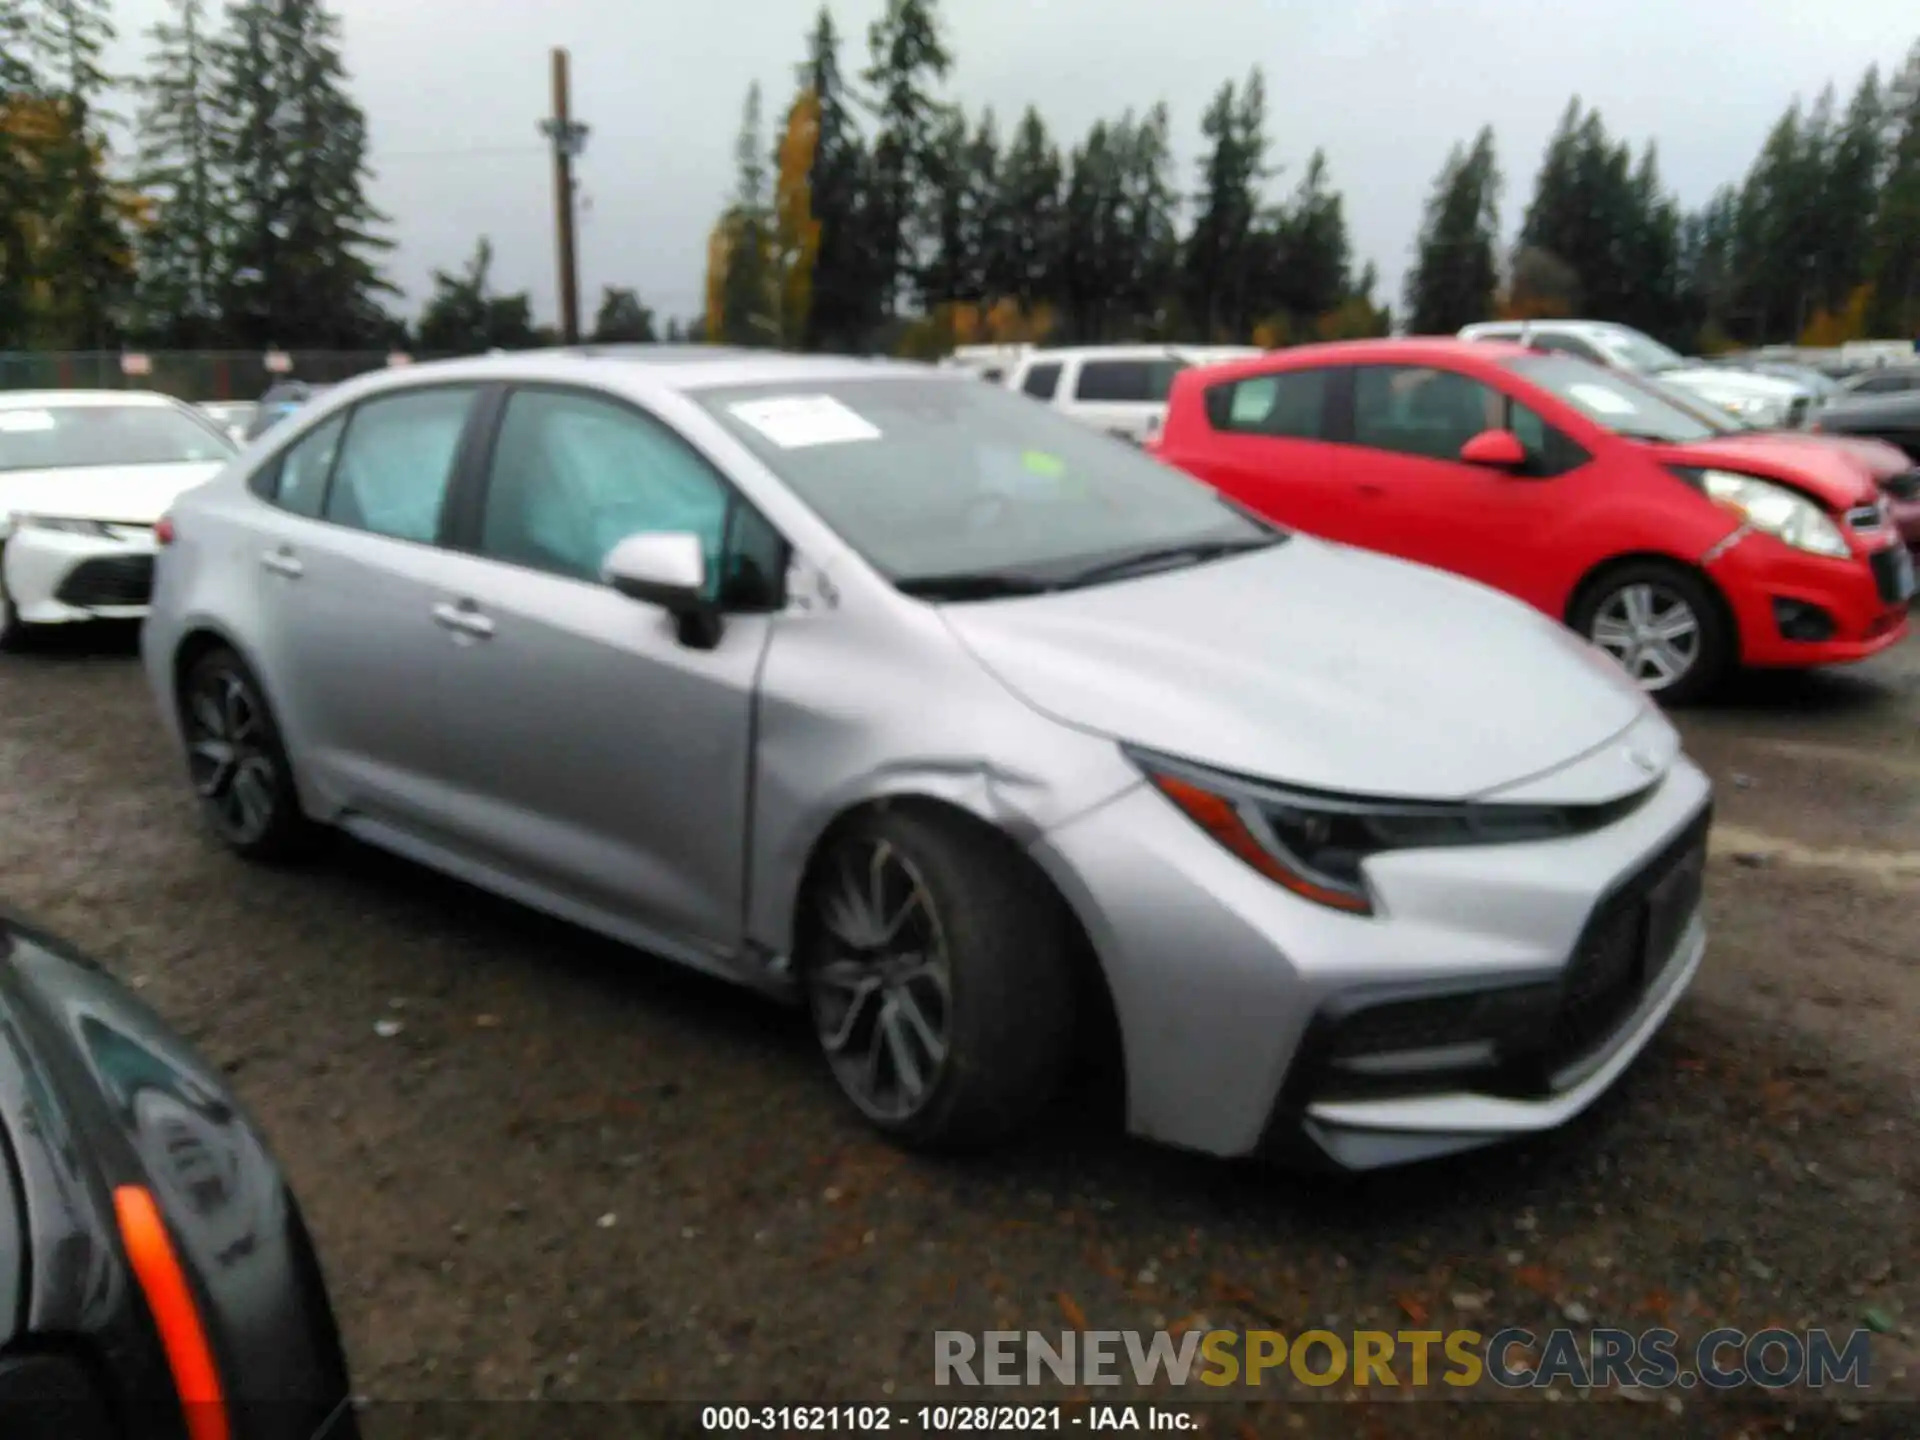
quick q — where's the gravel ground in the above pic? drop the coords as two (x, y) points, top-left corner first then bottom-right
(1, 624), (1917, 1439)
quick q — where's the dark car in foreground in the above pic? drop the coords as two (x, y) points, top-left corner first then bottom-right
(0, 910), (356, 1440)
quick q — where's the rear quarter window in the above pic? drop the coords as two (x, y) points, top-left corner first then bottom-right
(1203, 371), (1329, 439)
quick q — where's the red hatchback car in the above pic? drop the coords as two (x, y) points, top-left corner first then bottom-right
(1154, 339), (1915, 703)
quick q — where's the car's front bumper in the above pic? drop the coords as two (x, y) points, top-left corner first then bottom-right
(3, 525), (158, 623)
(1708, 530), (1911, 667)
(1029, 746), (1713, 1167)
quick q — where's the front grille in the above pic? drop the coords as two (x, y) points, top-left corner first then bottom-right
(1884, 469), (1920, 501)
(53, 553), (154, 608)
(1547, 807), (1710, 1069)
(1870, 545), (1912, 606)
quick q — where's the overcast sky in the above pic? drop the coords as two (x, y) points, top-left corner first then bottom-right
(105, 0), (1914, 332)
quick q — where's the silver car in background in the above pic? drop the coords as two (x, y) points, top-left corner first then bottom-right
(141, 347), (1711, 1169)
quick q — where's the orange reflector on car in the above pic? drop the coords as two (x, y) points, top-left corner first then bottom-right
(113, 1185), (230, 1440)
(1148, 772), (1372, 914)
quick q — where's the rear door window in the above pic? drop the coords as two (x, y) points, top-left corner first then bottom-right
(324, 387), (479, 544)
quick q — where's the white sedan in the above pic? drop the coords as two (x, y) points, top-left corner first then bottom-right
(0, 390), (236, 647)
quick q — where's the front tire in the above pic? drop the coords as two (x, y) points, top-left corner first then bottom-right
(800, 806), (1076, 1152)
(178, 645), (317, 861)
(1570, 561), (1732, 706)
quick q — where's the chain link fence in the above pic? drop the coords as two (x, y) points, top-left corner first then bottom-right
(0, 350), (433, 401)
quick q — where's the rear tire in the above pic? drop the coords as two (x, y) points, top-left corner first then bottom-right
(1570, 560), (1732, 707)
(799, 806), (1076, 1152)
(177, 645), (317, 861)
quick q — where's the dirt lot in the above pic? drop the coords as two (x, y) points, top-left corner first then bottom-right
(1, 625), (1917, 1438)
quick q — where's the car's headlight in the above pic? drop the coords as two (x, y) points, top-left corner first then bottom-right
(1678, 469), (1851, 558)
(12, 515), (116, 537)
(1127, 748), (1595, 917)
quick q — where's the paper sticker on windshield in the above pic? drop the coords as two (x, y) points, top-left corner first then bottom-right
(1568, 383), (1636, 416)
(1022, 450), (1065, 478)
(728, 395), (880, 449)
(0, 409), (56, 433)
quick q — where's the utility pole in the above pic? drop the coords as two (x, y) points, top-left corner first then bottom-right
(539, 47), (590, 345)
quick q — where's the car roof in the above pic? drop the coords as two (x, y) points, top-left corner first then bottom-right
(1461, 319), (1628, 339)
(0, 389), (178, 409)
(307, 347), (943, 405)
(1188, 337), (1536, 384)
(1014, 345), (1188, 363)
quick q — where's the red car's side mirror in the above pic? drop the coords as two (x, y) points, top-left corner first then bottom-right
(1459, 428), (1528, 469)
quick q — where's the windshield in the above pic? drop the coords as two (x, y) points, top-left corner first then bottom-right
(1503, 354), (1728, 443)
(695, 375), (1280, 591)
(0, 402), (235, 473)
(1593, 329), (1689, 374)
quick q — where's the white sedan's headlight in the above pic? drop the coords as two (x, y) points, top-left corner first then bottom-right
(13, 515), (116, 537)
(1694, 470), (1850, 558)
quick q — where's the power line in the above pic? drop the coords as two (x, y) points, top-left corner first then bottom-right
(377, 145), (547, 163)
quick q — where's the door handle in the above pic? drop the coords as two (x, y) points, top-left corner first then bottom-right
(1356, 483), (1386, 499)
(432, 600), (494, 638)
(260, 546), (303, 577)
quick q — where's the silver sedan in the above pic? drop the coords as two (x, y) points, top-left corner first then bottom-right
(141, 347), (1712, 1168)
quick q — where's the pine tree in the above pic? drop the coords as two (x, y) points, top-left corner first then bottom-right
(1730, 102), (1813, 341)
(959, 109), (1002, 307)
(1619, 143), (1682, 343)
(212, 0), (396, 348)
(1114, 102), (1179, 335)
(1403, 127), (1502, 334)
(992, 106), (1062, 314)
(1061, 120), (1125, 341)
(1272, 150), (1351, 323)
(1183, 70), (1271, 340)
(1677, 187), (1740, 348)
(1868, 40), (1920, 336)
(1816, 69), (1884, 316)
(716, 82), (775, 346)
(861, 0), (951, 317)
(133, 0), (223, 344)
(918, 107), (971, 311)
(797, 8), (869, 350)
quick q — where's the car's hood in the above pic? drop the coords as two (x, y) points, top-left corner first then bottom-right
(0, 461), (227, 526)
(1661, 367), (1804, 402)
(941, 538), (1654, 801)
(1649, 433), (1882, 508)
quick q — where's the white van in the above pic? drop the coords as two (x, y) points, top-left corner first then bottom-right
(938, 344), (1034, 385)
(1003, 344), (1264, 444)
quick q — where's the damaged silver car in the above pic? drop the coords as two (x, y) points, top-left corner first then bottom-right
(141, 347), (1711, 1169)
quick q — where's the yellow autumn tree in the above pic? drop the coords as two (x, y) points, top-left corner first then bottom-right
(770, 88), (821, 348)
(703, 222), (731, 342)
(1799, 284), (1874, 347)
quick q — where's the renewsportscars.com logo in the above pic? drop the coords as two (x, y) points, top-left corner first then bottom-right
(933, 1327), (1875, 1392)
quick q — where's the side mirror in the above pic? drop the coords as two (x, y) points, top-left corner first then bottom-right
(601, 532), (722, 648)
(1459, 428), (1528, 469)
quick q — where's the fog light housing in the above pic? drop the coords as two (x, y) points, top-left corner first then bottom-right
(1771, 597), (1835, 642)
(1314, 982), (1560, 1100)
